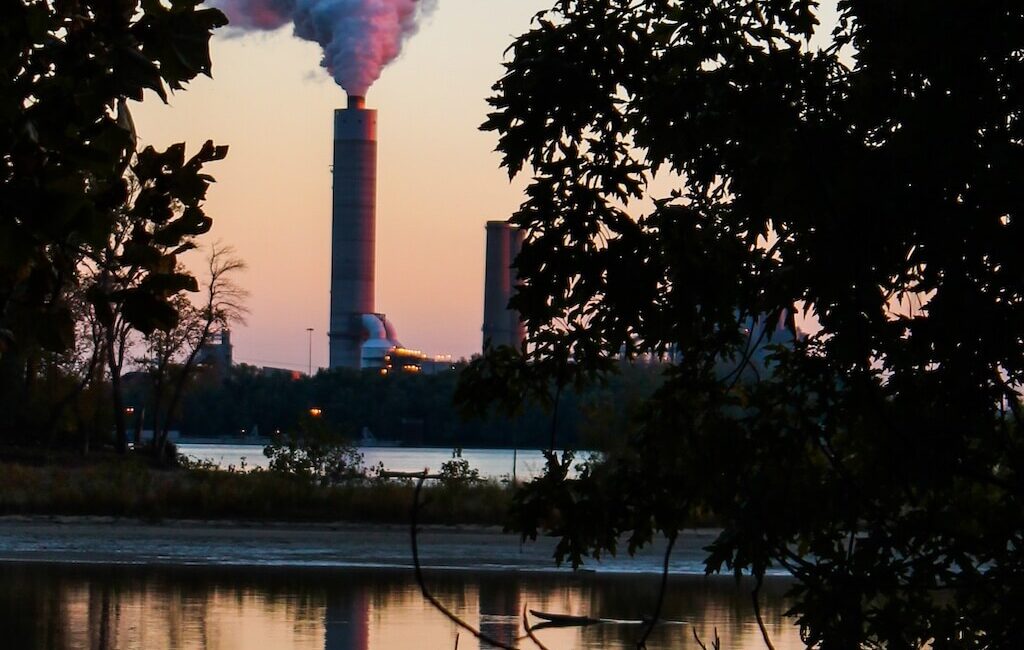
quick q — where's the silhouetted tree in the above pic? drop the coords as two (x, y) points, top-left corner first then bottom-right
(84, 141), (229, 453)
(0, 0), (227, 448)
(462, 1), (1024, 647)
(140, 243), (248, 461)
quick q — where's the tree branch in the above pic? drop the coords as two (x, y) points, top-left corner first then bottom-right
(410, 471), (520, 650)
(751, 574), (776, 650)
(521, 606), (552, 650)
(635, 531), (677, 648)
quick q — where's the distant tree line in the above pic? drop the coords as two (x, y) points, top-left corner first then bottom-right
(133, 360), (664, 450)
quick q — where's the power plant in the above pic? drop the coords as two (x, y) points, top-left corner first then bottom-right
(328, 95), (400, 369)
(327, 97), (524, 370)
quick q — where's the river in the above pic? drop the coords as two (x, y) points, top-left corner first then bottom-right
(0, 446), (807, 648)
(0, 562), (802, 649)
(177, 444), (583, 480)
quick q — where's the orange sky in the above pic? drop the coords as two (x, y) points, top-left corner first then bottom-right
(130, 0), (552, 370)
(130, 1), (841, 371)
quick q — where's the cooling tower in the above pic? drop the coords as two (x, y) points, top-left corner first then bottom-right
(329, 95), (378, 369)
(482, 220), (526, 351)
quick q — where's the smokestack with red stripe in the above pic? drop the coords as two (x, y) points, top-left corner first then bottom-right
(329, 95), (376, 368)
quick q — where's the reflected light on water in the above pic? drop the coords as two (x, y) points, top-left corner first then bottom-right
(0, 564), (803, 649)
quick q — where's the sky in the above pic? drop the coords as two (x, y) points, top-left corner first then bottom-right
(130, 0), (552, 371)
(130, 0), (842, 372)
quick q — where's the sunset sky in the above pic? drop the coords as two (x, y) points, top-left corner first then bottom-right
(130, 0), (552, 371)
(130, 0), (840, 372)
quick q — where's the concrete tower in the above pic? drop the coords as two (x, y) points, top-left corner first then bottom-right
(329, 96), (377, 369)
(482, 220), (526, 351)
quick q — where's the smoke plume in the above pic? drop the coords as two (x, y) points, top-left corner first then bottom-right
(220, 0), (436, 96)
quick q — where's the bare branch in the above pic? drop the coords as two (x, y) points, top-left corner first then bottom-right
(752, 575), (776, 650)
(692, 627), (721, 650)
(411, 471), (520, 650)
(635, 532), (677, 648)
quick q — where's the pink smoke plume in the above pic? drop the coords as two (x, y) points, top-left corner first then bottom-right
(219, 0), (436, 96)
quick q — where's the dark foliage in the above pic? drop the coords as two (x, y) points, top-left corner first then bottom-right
(463, 1), (1024, 647)
(0, 457), (514, 525)
(0, 0), (227, 446)
(262, 413), (364, 486)
(170, 362), (662, 449)
(0, 0), (227, 351)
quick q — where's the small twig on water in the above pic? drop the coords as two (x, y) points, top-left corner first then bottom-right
(692, 626), (721, 650)
(411, 470), (519, 650)
(636, 531), (677, 648)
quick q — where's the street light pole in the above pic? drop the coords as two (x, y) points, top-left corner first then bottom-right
(306, 327), (314, 376)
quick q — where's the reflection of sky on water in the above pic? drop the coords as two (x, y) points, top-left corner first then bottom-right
(0, 564), (804, 649)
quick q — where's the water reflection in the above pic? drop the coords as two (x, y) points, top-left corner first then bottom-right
(0, 564), (802, 649)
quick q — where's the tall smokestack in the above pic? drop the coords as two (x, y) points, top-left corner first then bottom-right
(508, 226), (526, 347)
(482, 220), (525, 351)
(329, 96), (377, 369)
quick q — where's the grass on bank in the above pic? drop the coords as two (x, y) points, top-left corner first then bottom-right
(0, 457), (514, 526)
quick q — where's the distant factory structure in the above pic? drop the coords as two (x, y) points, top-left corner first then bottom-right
(327, 95), (402, 370)
(481, 220), (526, 352)
(325, 95), (525, 372)
(195, 329), (233, 376)
(382, 348), (456, 375)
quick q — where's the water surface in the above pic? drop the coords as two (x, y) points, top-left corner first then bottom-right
(0, 563), (802, 649)
(178, 445), (577, 480)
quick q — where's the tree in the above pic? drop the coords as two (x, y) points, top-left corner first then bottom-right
(263, 413), (365, 487)
(0, 0), (227, 447)
(84, 142), (229, 454)
(136, 292), (203, 449)
(463, 1), (1024, 647)
(139, 243), (247, 461)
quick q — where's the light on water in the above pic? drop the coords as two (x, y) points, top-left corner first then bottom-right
(0, 451), (801, 649)
(0, 564), (803, 649)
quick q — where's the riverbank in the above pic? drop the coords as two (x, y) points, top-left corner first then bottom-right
(0, 460), (512, 525)
(177, 442), (569, 480)
(0, 516), (735, 575)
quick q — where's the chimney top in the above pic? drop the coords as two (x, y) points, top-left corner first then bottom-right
(348, 95), (366, 110)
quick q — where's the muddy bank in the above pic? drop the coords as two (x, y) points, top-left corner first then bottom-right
(0, 517), (741, 575)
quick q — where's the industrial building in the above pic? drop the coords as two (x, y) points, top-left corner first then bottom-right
(326, 96), (525, 371)
(194, 329), (233, 378)
(382, 348), (457, 375)
(481, 220), (526, 352)
(327, 95), (401, 370)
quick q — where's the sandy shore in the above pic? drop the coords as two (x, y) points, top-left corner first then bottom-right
(0, 516), (734, 575)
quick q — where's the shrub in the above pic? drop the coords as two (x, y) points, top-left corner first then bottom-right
(263, 415), (364, 486)
(437, 448), (481, 487)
